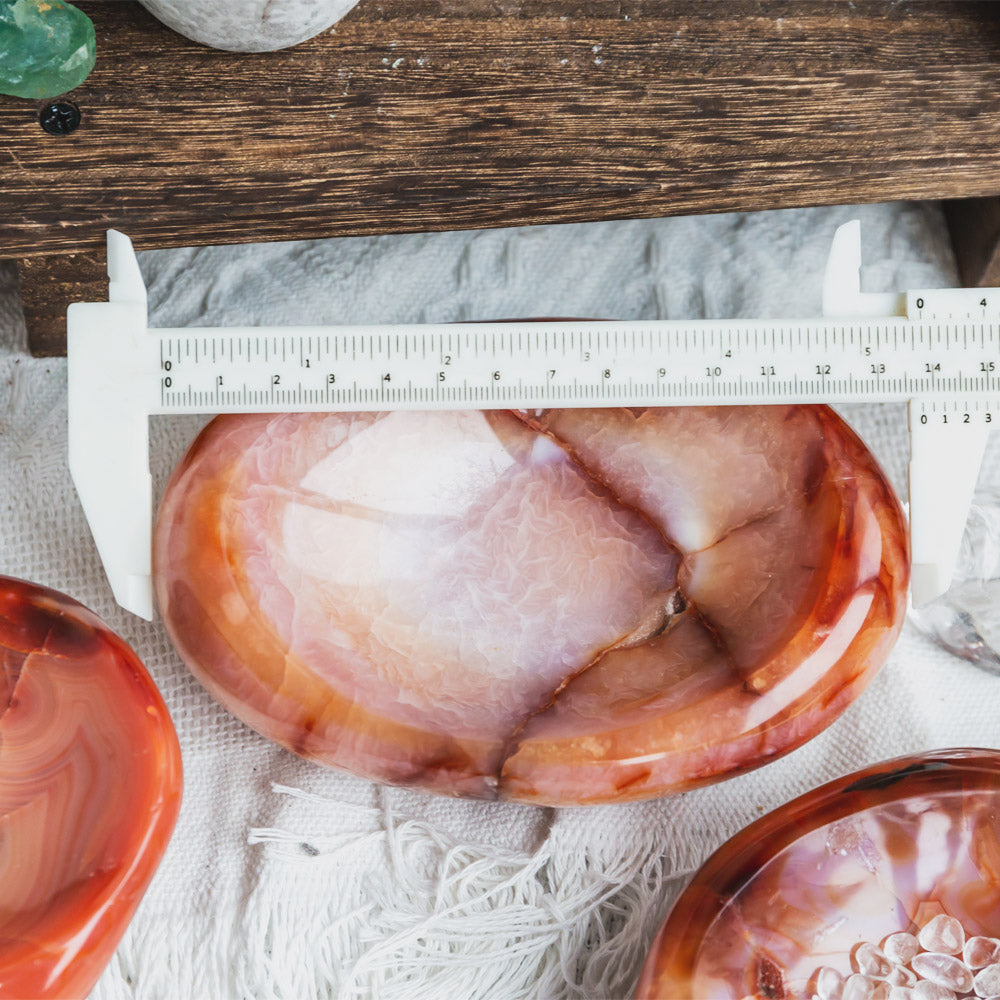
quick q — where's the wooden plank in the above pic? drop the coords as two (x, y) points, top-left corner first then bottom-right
(22, 196), (1000, 356)
(944, 197), (1000, 288)
(5, 1), (1000, 262)
(17, 252), (107, 357)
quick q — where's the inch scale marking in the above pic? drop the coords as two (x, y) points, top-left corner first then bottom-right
(68, 225), (999, 619)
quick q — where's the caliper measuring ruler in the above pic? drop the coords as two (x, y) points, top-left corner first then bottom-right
(68, 222), (1000, 620)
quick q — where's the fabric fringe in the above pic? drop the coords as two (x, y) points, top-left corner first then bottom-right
(94, 785), (695, 999)
(236, 786), (694, 1000)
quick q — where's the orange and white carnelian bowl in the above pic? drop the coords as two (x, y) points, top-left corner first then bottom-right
(0, 577), (181, 998)
(154, 406), (908, 804)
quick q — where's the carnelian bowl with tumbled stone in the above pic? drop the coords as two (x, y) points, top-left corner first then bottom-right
(153, 405), (908, 804)
(635, 749), (1000, 1000)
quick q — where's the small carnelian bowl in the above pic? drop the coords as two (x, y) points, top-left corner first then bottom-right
(636, 749), (1000, 1000)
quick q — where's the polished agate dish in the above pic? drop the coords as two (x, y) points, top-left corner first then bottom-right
(635, 749), (1000, 1000)
(154, 405), (907, 804)
(0, 577), (182, 999)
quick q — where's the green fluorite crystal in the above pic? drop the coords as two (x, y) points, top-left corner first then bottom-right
(0, 0), (96, 99)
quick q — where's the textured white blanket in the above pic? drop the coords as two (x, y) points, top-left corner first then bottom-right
(2, 202), (998, 1000)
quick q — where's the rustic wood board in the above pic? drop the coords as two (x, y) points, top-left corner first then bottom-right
(6, 1), (1000, 352)
(6, 0), (1000, 257)
(945, 197), (1000, 288)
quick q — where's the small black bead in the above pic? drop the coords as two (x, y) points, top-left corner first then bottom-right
(39, 101), (81, 136)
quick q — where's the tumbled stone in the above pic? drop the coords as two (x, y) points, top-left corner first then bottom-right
(884, 933), (921, 966)
(154, 406), (907, 804)
(0, 576), (182, 997)
(854, 943), (892, 979)
(886, 966), (917, 988)
(910, 954), (972, 994)
(0, 0), (95, 99)
(966, 937), (1000, 970)
(918, 916), (966, 956)
(975, 964), (1000, 997)
(844, 974), (878, 1000)
(912, 983), (955, 1000)
(812, 965), (846, 1000)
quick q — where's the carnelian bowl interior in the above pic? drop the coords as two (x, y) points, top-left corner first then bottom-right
(154, 405), (908, 804)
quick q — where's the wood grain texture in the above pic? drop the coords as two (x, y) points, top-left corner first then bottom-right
(944, 197), (1000, 287)
(4, 0), (1000, 262)
(16, 252), (107, 356)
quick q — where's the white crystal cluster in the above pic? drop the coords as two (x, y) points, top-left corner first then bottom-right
(809, 915), (1000, 1000)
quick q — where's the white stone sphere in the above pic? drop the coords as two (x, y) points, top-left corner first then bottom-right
(138, 0), (362, 52)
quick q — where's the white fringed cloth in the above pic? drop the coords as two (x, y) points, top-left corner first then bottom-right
(3, 203), (998, 1000)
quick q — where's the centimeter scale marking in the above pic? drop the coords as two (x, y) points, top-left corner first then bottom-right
(152, 318), (1000, 417)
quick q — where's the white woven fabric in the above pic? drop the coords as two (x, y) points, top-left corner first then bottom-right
(2, 202), (998, 1000)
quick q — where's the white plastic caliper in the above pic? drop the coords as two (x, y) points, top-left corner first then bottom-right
(68, 224), (999, 619)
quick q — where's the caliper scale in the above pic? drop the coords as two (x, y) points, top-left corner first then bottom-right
(67, 222), (999, 619)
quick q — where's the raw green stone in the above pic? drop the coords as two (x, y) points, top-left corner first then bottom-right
(0, 0), (96, 99)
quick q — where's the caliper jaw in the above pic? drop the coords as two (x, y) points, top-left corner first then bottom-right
(67, 232), (157, 620)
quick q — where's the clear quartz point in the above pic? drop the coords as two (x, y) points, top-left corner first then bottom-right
(909, 489), (1000, 673)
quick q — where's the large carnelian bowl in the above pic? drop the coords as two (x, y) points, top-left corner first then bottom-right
(154, 405), (908, 804)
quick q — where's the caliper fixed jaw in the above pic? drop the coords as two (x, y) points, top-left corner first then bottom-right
(67, 232), (157, 620)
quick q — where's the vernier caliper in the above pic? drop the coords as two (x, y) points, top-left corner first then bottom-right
(67, 222), (997, 619)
